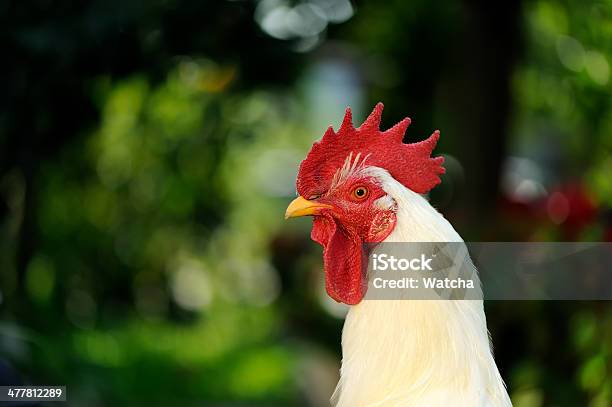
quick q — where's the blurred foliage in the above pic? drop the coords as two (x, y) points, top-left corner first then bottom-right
(0, 0), (611, 406)
(514, 0), (612, 200)
(4, 61), (329, 404)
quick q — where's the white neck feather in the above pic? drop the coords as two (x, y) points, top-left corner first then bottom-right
(331, 168), (512, 407)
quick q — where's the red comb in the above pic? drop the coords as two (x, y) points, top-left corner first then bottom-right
(296, 103), (445, 197)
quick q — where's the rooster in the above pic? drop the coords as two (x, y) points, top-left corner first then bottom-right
(285, 103), (512, 406)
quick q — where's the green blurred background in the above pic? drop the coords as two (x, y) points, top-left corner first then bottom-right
(1, 0), (611, 406)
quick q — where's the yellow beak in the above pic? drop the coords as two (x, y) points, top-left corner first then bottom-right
(285, 196), (333, 219)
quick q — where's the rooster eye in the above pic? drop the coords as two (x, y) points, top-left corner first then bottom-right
(352, 186), (369, 200)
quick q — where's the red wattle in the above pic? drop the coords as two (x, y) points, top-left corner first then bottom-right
(312, 215), (367, 305)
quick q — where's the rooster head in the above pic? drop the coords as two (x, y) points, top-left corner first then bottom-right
(285, 103), (444, 305)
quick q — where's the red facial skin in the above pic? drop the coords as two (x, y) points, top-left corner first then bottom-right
(309, 176), (397, 305)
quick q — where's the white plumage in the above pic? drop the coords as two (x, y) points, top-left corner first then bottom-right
(331, 167), (512, 407)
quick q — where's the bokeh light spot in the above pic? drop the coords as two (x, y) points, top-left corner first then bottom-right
(170, 259), (212, 311)
(584, 51), (609, 85)
(25, 255), (55, 303)
(547, 192), (570, 224)
(556, 35), (585, 72)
